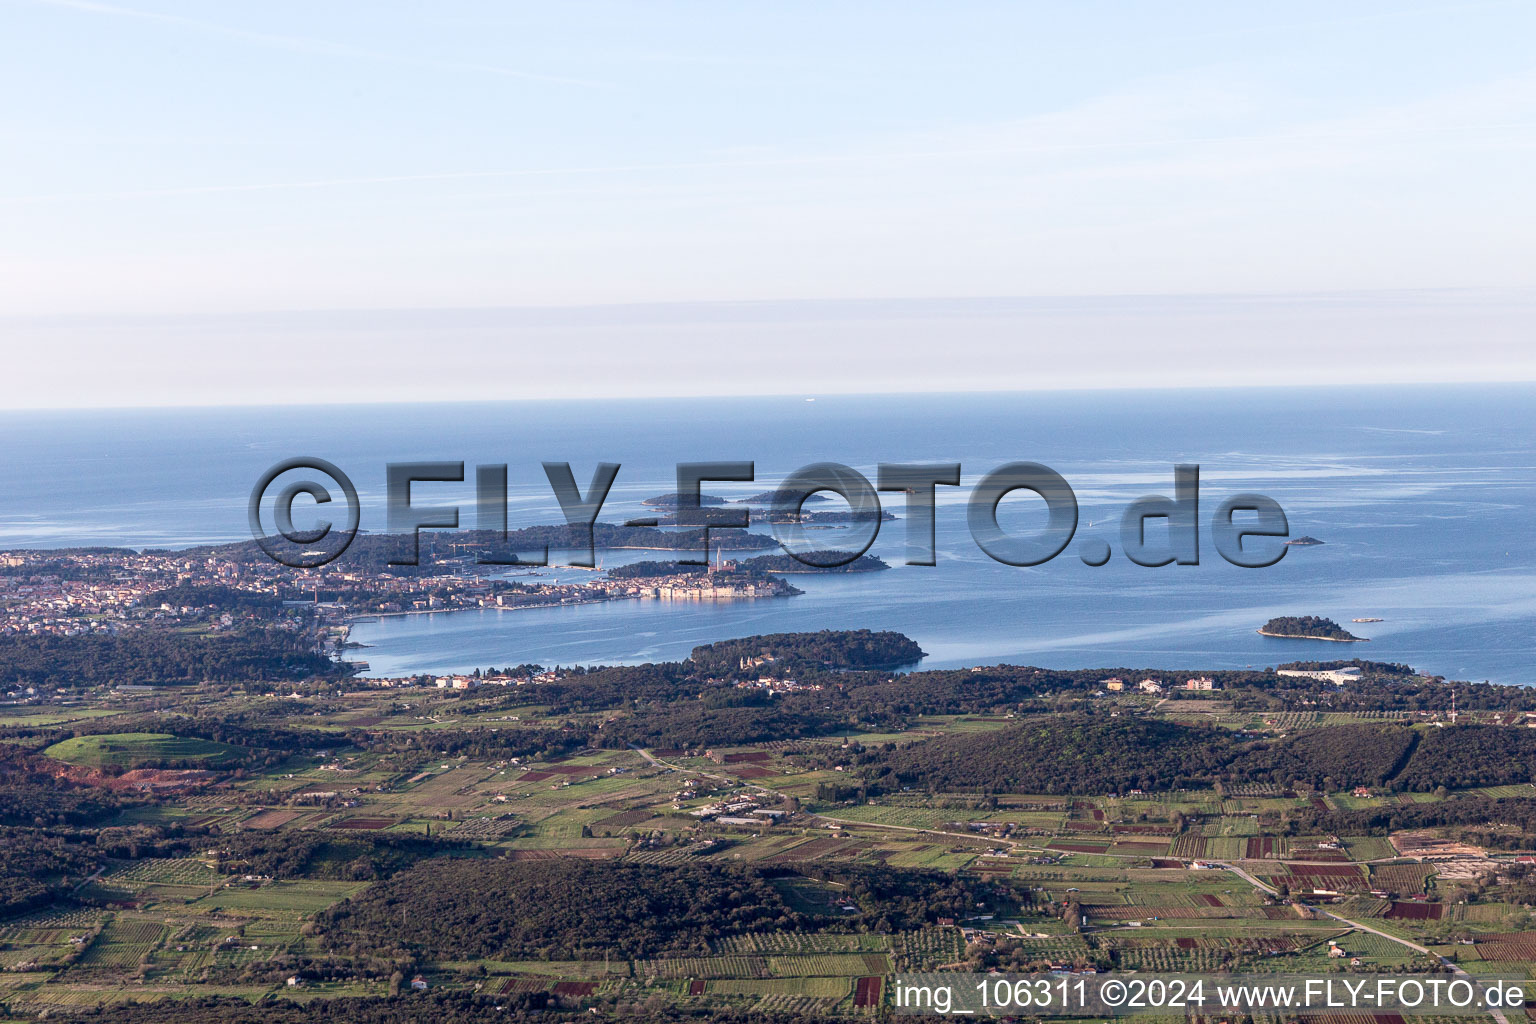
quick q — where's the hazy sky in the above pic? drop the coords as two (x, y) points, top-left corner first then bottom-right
(3, 1), (1535, 406)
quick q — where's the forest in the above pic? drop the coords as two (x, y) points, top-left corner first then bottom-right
(862, 718), (1534, 795)
(735, 553), (889, 573)
(0, 627), (345, 688)
(318, 859), (1022, 962)
(688, 630), (926, 675)
(1260, 615), (1364, 641)
(318, 860), (815, 960)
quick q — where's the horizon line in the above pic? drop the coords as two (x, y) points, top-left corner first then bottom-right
(5, 378), (1535, 415)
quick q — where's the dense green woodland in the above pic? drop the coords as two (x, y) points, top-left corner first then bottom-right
(0, 828), (100, 916)
(1294, 796), (1536, 849)
(1260, 615), (1363, 641)
(736, 553), (889, 573)
(214, 833), (451, 881)
(320, 861), (808, 960)
(689, 630), (925, 674)
(318, 859), (1022, 961)
(0, 629), (340, 687)
(863, 718), (1536, 795)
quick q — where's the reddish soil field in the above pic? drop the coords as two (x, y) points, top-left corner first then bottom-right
(688, 980), (706, 995)
(854, 976), (882, 1007)
(1197, 893), (1224, 907)
(1384, 902), (1443, 920)
(553, 982), (597, 996)
(329, 817), (396, 830)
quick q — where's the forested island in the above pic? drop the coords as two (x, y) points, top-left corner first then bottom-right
(689, 629), (925, 674)
(1258, 615), (1366, 642)
(737, 553), (889, 573)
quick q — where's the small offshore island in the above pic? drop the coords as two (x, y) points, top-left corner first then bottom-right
(1258, 614), (1368, 642)
(1285, 535), (1324, 546)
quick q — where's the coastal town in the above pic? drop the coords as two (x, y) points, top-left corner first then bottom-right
(0, 542), (800, 644)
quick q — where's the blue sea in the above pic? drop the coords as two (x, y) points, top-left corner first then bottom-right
(2, 386), (1533, 684)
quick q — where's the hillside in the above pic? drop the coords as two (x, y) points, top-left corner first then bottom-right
(318, 859), (809, 960)
(864, 718), (1529, 795)
(689, 629), (925, 674)
(1393, 724), (1536, 791)
(43, 732), (248, 769)
(870, 715), (1240, 794)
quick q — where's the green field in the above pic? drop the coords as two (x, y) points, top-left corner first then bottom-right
(42, 732), (247, 768)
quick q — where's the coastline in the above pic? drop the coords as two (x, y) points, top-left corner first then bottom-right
(1256, 629), (1369, 642)
(351, 589), (796, 622)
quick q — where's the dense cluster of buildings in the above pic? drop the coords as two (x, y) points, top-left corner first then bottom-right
(0, 546), (798, 650)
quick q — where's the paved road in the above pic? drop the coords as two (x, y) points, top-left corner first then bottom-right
(628, 750), (1514, 1024)
(1217, 861), (1511, 1024)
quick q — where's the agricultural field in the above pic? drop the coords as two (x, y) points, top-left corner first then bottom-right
(42, 732), (247, 768)
(3, 665), (1535, 1022)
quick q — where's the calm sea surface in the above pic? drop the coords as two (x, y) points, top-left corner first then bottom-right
(2, 387), (1532, 683)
